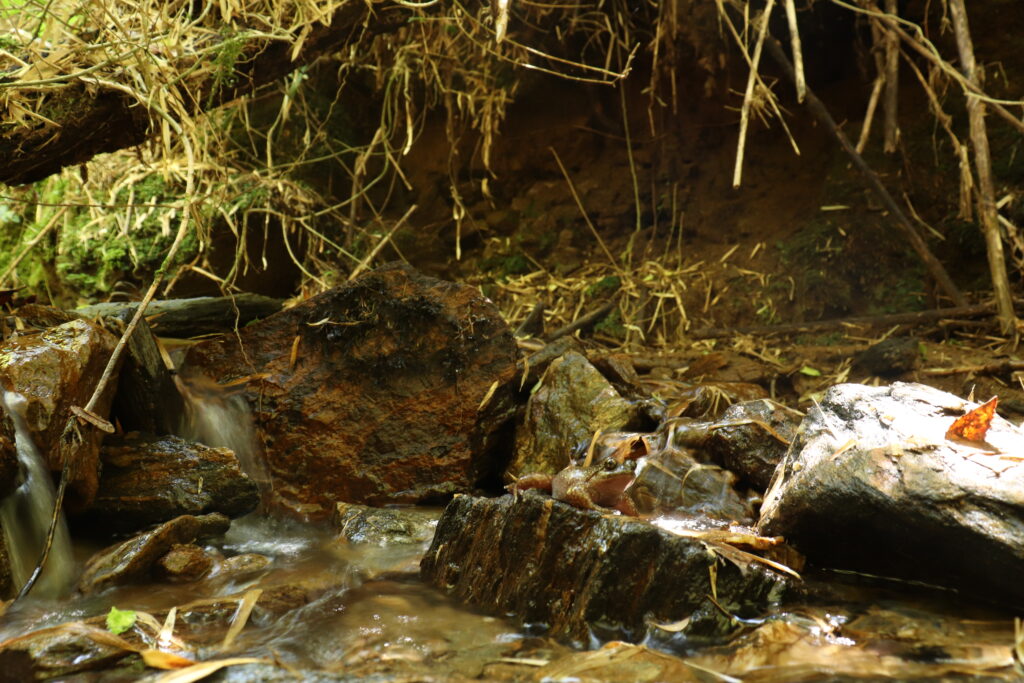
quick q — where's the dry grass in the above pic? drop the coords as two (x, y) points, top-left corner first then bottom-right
(0, 0), (1022, 347)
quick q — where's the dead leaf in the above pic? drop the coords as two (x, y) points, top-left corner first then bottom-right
(946, 396), (998, 443)
(142, 649), (196, 669)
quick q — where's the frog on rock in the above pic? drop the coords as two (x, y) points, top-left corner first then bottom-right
(510, 457), (638, 515)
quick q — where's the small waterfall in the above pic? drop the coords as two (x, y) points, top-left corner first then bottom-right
(175, 373), (273, 504)
(0, 391), (74, 599)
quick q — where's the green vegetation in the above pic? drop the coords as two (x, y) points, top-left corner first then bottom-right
(105, 606), (136, 635)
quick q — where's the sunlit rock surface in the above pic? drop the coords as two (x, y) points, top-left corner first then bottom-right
(759, 381), (1024, 603)
(76, 434), (259, 534)
(508, 350), (644, 478)
(182, 263), (519, 517)
(0, 319), (118, 508)
(421, 494), (790, 646)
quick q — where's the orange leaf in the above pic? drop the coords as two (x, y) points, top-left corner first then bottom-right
(946, 396), (998, 443)
(141, 649), (196, 670)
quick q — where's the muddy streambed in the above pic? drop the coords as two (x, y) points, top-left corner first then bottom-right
(0, 509), (1018, 681)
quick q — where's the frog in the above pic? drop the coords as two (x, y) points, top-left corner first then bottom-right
(509, 457), (638, 515)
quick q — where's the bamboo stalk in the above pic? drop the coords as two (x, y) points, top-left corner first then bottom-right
(782, 0), (805, 102)
(948, 0), (1017, 337)
(733, 0), (775, 188)
(882, 0), (899, 153)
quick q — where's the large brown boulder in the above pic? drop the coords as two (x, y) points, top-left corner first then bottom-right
(182, 264), (519, 517)
(0, 319), (119, 508)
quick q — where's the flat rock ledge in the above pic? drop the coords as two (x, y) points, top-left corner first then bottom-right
(420, 494), (790, 646)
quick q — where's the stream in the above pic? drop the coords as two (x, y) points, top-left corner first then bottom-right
(0, 348), (1020, 680)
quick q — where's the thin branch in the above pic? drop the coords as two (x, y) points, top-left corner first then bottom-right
(949, 0), (1017, 337)
(750, 28), (967, 307)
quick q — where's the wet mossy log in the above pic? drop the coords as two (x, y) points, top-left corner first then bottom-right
(77, 293), (282, 338)
(420, 494), (790, 646)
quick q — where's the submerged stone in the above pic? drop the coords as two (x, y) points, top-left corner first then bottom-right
(421, 494), (789, 646)
(333, 502), (438, 546)
(758, 382), (1024, 604)
(182, 263), (519, 517)
(77, 513), (230, 594)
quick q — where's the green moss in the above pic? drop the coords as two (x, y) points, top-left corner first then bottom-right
(585, 275), (621, 297)
(594, 308), (625, 339)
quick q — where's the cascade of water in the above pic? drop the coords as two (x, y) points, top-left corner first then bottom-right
(175, 374), (273, 504)
(0, 391), (74, 599)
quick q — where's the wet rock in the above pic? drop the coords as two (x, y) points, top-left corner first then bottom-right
(0, 319), (119, 508)
(108, 316), (186, 435)
(664, 381), (768, 420)
(509, 351), (643, 478)
(0, 431), (17, 499)
(705, 399), (802, 491)
(78, 512), (230, 594)
(421, 494), (789, 645)
(758, 382), (1024, 604)
(516, 336), (584, 394)
(157, 543), (214, 582)
(8, 303), (76, 329)
(852, 336), (919, 377)
(657, 416), (716, 450)
(536, 642), (700, 682)
(333, 502), (438, 545)
(76, 434), (259, 534)
(629, 448), (756, 523)
(219, 552), (271, 577)
(182, 263), (519, 517)
(0, 623), (133, 678)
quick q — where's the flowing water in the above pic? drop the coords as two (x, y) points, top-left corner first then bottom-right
(175, 373), (273, 502)
(0, 391), (74, 600)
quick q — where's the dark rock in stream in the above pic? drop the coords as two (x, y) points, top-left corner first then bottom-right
(108, 315), (186, 435)
(629, 448), (756, 522)
(75, 434), (259, 534)
(0, 318), (119, 508)
(705, 399), (802, 491)
(157, 542), (215, 581)
(0, 431), (17, 499)
(182, 263), (520, 517)
(78, 512), (230, 594)
(421, 494), (790, 646)
(758, 381), (1024, 605)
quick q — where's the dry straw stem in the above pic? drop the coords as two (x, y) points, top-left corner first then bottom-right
(732, 0), (776, 189)
(782, 0), (805, 102)
(836, 0), (1024, 134)
(715, 0), (801, 165)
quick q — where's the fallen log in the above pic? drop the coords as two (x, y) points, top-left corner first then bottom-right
(76, 293), (283, 338)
